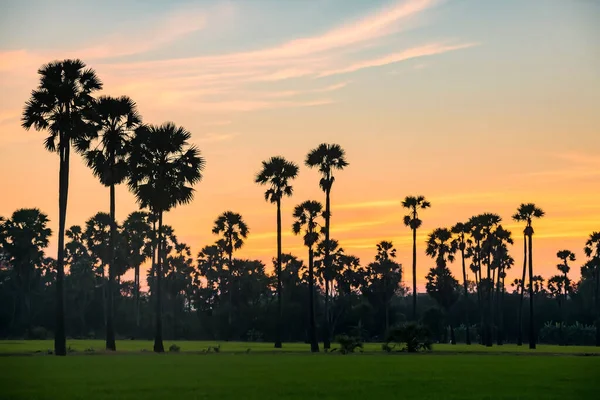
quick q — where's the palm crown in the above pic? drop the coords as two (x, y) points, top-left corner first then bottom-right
(212, 211), (249, 256)
(512, 203), (545, 234)
(556, 250), (575, 274)
(402, 195), (430, 229)
(292, 200), (323, 247)
(305, 144), (348, 192)
(255, 156), (299, 203)
(584, 232), (600, 259)
(426, 228), (457, 267)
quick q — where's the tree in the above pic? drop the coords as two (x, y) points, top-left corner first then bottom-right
(451, 222), (473, 344)
(128, 122), (205, 352)
(212, 211), (249, 338)
(583, 232), (600, 346)
(84, 95), (141, 350)
(22, 59), (102, 355)
(512, 203), (545, 349)
(305, 143), (348, 349)
(255, 156), (299, 348)
(547, 275), (568, 345)
(84, 212), (112, 329)
(402, 195), (431, 320)
(556, 250), (575, 296)
(292, 200), (323, 352)
(0, 209), (52, 334)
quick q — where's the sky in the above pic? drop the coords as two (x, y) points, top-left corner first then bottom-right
(0, 0), (599, 290)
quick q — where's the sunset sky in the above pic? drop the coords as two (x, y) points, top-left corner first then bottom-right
(1, 0), (599, 290)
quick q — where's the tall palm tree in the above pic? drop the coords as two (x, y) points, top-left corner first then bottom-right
(292, 200), (323, 353)
(512, 203), (545, 349)
(84, 95), (141, 351)
(402, 195), (431, 320)
(22, 59), (102, 356)
(556, 250), (575, 295)
(584, 232), (600, 346)
(305, 143), (348, 348)
(128, 122), (205, 352)
(451, 222), (472, 344)
(255, 156), (299, 348)
(212, 211), (249, 337)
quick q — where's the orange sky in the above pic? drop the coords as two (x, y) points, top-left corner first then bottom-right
(1, 0), (599, 290)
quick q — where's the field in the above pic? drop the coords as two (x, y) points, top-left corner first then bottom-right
(1, 341), (599, 400)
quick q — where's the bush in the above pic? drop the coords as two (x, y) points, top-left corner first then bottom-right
(539, 321), (596, 345)
(28, 326), (48, 340)
(169, 344), (181, 352)
(384, 322), (432, 353)
(335, 334), (363, 355)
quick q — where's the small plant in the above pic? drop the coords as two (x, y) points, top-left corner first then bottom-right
(169, 344), (181, 352)
(384, 322), (432, 353)
(67, 345), (77, 353)
(335, 334), (363, 355)
(84, 347), (95, 353)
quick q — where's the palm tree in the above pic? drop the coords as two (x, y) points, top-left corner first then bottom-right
(451, 222), (472, 344)
(22, 59), (102, 356)
(512, 203), (545, 349)
(402, 195), (431, 320)
(84, 95), (141, 351)
(292, 200), (323, 353)
(255, 156), (299, 348)
(212, 211), (249, 338)
(584, 232), (600, 346)
(84, 212), (112, 328)
(128, 122), (205, 352)
(305, 143), (348, 349)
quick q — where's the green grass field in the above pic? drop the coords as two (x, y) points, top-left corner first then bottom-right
(1, 341), (599, 399)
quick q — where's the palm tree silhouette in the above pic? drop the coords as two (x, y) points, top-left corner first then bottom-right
(402, 195), (431, 320)
(255, 156), (299, 348)
(212, 211), (249, 337)
(512, 203), (545, 349)
(292, 200), (323, 353)
(584, 232), (600, 346)
(451, 222), (473, 344)
(84, 212), (112, 329)
(305, 143), (348, 348)
(84, 95), (141, 351)
(22, 59), (102, 356)
(128, 122), (204, 352)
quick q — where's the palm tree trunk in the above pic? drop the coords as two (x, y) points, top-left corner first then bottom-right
(412, 227), (417, 320)
(106, 182), (117, 351)
(153, 211), (165, 353)
(135, 264), (140, 330)
(228, 251), (233, 340)
(54, 141), (69, 356)
(461, 249), (471, 345)
(517, 233), (526, 346)
(275, 199), (283, 349)
(595, 267), (600, 347)
(494, 268), (502, 345)
(528, 232), (536, 349)
(323, 188), (331, 349)
(498, 276), (505, 345)
(449, 323), (456, 345)
(308, 246), (319, 353)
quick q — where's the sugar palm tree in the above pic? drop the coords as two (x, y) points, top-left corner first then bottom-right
(556, 250), (575, 295)
(305, 143), (348, 348)
(402, 195), (431, 320)
(128, 122), (205, 352)
(212, 211), (249, 337)
(255, 156), (299, 348)
(584, 232), (600, 346)
(451, 222), (473, 344)
(292, 200), (323, 353)
(512, 203), (545, 349)
(83, 95), (141, 350)
(22, 59), (102, 356)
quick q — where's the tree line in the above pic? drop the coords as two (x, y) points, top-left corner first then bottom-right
(1, 59), (599, 355)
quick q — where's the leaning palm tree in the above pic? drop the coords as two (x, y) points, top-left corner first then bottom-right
(402, 195), (431, 320)
(451, 222), (473, 344)
(21, 59), (102, 356)
(584, 232), (600, 346)
(128, 122), (205, 353)
(292, 200), (323, 353)
(305, 143), (348, 348)
(212, 211), (249, 337)
(255, 156), (299, 348)
(512, 203), (545, 349)
(84, 95), (141, 351)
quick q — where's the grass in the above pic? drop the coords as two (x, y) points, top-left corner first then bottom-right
(1, 352), (599, 399)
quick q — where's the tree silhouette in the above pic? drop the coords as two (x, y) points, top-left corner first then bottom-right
(255, 156), (299, 348)
(83, 95), (141, 351)
(22, 59), (102, 355)
(128, 122), (204, 352)
(84, 212), (112, 328)
(583, 232), (600, 346)
(402, 195), (431, 320)
(451, 222), (473, 344)
(305, 143), (348, 349)
(292, 200), (323, 352)
(512, 203), (545, 349)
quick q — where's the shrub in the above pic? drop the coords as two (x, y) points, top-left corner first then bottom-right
(169, 344), (181, 352)
(539, 321), (596, 346)
(335, 334), (363, 355)
(28, 326), (48, 340)
(384, 322), (432, 353)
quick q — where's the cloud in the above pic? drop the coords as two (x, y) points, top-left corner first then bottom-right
(193, 132), (239, 143)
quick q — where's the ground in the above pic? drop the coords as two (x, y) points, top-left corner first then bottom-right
(1, 341), (599, 399)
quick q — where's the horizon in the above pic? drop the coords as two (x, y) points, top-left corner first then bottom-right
(1, 0), (599, 290)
